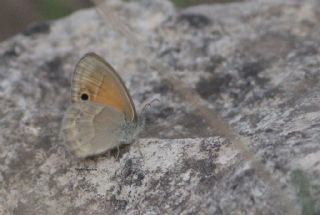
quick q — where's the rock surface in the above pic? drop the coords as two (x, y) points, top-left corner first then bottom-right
(1, 0), (320, 214)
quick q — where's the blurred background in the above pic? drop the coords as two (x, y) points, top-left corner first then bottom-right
(0, 0), (238, 42)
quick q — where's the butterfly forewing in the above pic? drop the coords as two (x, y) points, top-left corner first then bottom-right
(72, 53), (137, 121)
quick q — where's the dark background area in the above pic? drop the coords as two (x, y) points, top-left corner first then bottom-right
(0, 0), (239, 42)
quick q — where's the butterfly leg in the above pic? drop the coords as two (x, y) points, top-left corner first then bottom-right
(135, 142), (145, 163)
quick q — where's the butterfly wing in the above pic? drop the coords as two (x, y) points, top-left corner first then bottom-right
(62, 102), (127, 158)
(62, 53), (140, 158)
(71, 53), (137, 121)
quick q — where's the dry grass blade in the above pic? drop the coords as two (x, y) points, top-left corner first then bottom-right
(90, 0), (299, 214)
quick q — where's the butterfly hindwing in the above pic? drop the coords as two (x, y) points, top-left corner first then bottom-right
(62, 102), (127, 158)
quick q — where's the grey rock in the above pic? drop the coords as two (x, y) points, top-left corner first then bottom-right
(1, 0), (320, 214)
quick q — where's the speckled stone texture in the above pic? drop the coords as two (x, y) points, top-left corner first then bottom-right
(1, 0), (320, 214)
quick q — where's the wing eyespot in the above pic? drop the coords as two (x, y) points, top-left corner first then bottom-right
(79, 89), (91, 101)
(81, 93), (89, 101)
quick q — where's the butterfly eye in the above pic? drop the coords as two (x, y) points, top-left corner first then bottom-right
(80, 93), (89, 101)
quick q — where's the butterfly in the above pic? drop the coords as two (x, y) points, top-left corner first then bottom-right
(61, 53), (142, 158)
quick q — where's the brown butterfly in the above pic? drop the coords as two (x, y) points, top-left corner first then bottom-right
(61, 53), (142, 158)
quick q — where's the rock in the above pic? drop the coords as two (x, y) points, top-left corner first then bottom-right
(1, 0), (320, 214)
